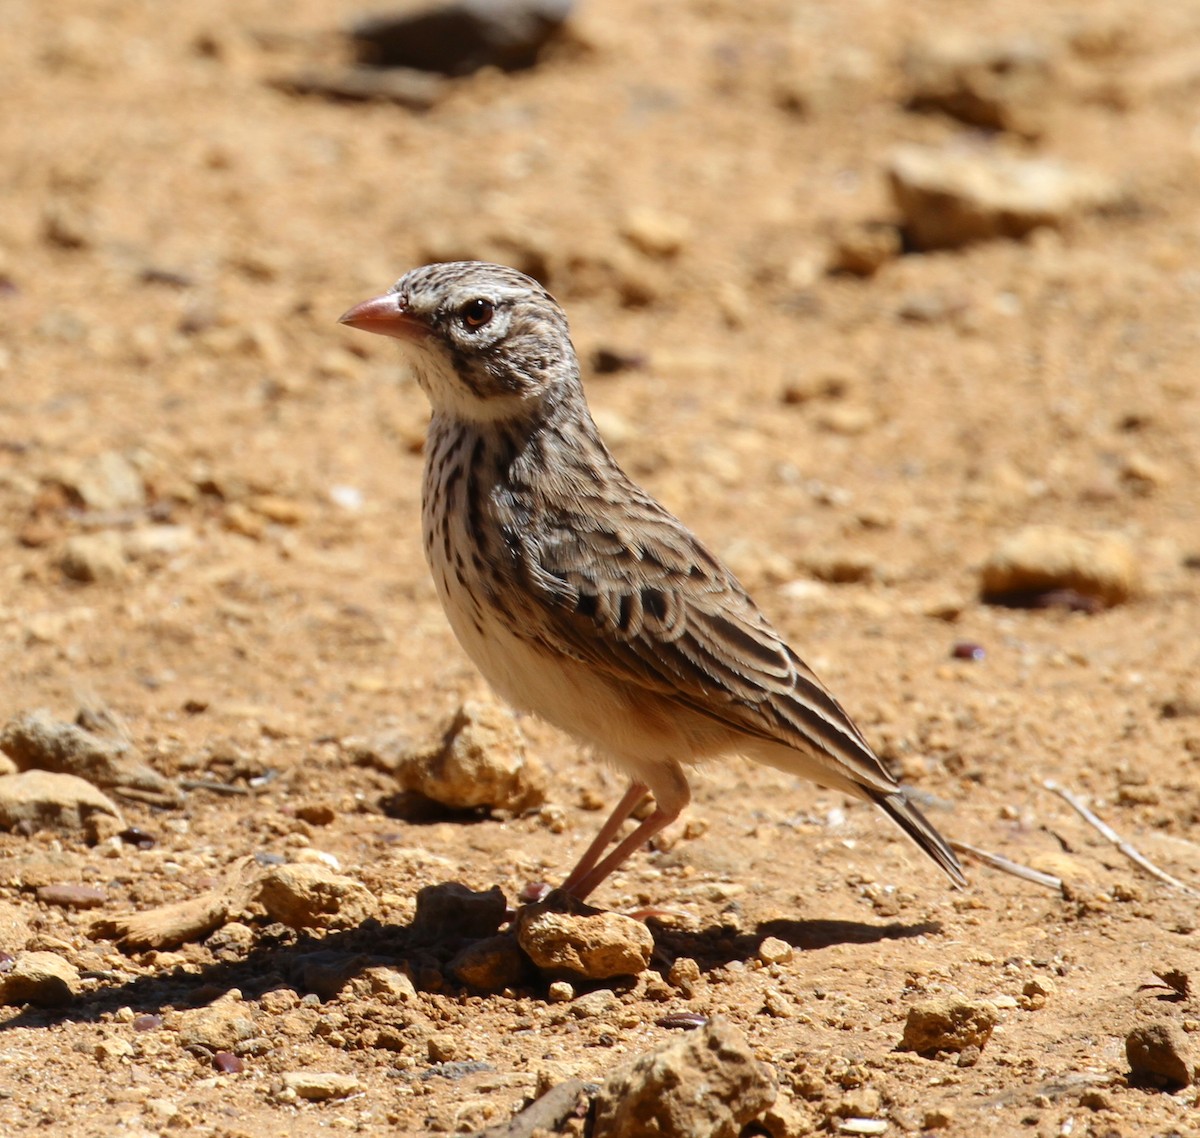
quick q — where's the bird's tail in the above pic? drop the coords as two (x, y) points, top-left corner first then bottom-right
(870, 789), (966, 888)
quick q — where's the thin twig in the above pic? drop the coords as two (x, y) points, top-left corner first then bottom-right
(949, 839), (1062, 891)
(1043, 780), (1200, 897)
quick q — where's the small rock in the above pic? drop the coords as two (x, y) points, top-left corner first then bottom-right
(1126, 1021), (1194, 1088)
(0, 770), (122, 834)
(547, 980), (575, 1003)
(279, 1071), (360, 1102)
(214, 1051), (245, 1074)
(1020, 976), (1056, 1010)
(411, 882), (507, 942)
(360, 965), (418, 1002)
(758, 936), (794, 965)
(570, 988), (619, 1019)
(667, 957), (702, 996)
(904, 32), (1055, 135)
(900, 996), (1000, 1055)
(94, 1037), (135, 1064)
(428, 1032), (458, 1062)
(55, 450), (145, 511)
(36, 883), (107, 909)
(517, 900), (654, 980)
(175, 1000), (258, 1052)
(59, 532), (128, 584)
(0, 709), (174, 797)
(257, 863), (378, 930)
(350, 700), (547, 813)
(828, 221), (901, 276)
(350, 0), (573, 76)
(888, 143), (1120, 251)
(448, 933), (526, 992)
(621, 209), (691, 258)
(758, 1096), (816, 1138)
(980, 525), (1139, 609)
(122, 525), (196, 567)
(0, 951), (79, 1007)
(592, 1017), (777, 1138)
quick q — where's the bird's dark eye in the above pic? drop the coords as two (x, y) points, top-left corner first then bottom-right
(460, 298), (494, 329)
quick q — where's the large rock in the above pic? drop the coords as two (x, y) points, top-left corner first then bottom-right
(592, 1018), (777, 1138)
(0, 709), (174, 798)
(0, 951), (80, 1007)
(900, 996), (1000, 1055)
(1126, 1021), (1194, 1088)
(257, 863), (378, 930)
(980, 525), (1139, 609)
(517, 900), (653, 980)
(0, 770), (122, 834)
(349, 700), (547, 814)
(888, 143), (1119, 251)
(350, 0), (574, 76)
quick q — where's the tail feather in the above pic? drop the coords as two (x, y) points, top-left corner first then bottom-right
(871, 789), (966, 888)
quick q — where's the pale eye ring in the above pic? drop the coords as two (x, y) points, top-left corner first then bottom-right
(460, 298), (494, 329)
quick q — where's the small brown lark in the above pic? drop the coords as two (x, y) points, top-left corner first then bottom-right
(340, 261), (965, 901)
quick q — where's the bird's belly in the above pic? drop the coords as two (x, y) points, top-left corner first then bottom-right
(433, 568), (708, 768)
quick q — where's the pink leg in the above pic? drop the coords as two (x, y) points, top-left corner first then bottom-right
(559, 782), (649, 897)
(564, 804), (682, 902)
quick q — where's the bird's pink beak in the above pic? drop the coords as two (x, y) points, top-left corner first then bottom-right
(338, 293), (429, 341)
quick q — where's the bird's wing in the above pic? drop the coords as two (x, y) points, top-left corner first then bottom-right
(512, 492), (898, 797)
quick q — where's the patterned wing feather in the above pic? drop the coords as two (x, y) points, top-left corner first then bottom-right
(516, 490), (899, 798)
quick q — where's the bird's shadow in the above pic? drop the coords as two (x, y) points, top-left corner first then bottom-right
(0, 883), (942, 1032)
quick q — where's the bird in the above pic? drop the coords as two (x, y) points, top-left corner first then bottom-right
(339, 261), (965, 902)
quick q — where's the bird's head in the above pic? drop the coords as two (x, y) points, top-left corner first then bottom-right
(339, 261), (578, 422)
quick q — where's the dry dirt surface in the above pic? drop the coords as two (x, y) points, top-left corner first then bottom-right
(3, 1), (1200, 1135)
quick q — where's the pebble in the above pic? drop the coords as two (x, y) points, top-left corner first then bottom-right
(569, 988), (619, 1019)
(900, 996), (1000, 1055)
(759, 1096), (816, 1138)
(621, 209), (691, 258)
(0, 950), (79, 1007)
(54, 450), (145, 511)
(257, 863), (378, 930)
(517, 901), (654, 980)
(1126, 1020), (1194, 1088)
(360, 965), (418, 1002)
(278, 1071), (360, 1102)
(36, 883), (107, 909)
(757, 936), (794, 965)
(59, 532), (128, 583)
(350, 0), (574, 76)
(980, 525), (1139, 609)
(351, 700), (547, 813)
(0, 770), (122, 835)
(888, 143), (1120, 251)
(592, 1017), (777, 1138)
(827, 221), (901, 277)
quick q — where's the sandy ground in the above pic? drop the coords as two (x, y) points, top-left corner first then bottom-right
(2, 0), (1200, 1135)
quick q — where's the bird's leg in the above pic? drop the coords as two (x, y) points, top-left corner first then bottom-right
(563, 803), (682, 903)
(558, 781), (649, 898)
